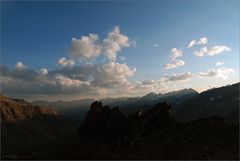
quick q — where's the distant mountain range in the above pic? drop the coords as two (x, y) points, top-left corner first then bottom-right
(33, 99), (94, 124)
(33, 88), (198, 124)
(33, 83), (239, 125)
(0, 95), (77, 159)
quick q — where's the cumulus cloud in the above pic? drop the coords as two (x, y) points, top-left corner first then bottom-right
(187, 40), (196, 48)
(170, 48), (182, 60)
(197, 37), (208, 45)
(68, 26), (132, 62)
(164, 59), (185, 69)
(153, 44), (159, 48)
(15, 61), (26, 70)
(103, 26), (130, 61)
(207, 45), (231, 56)
(199, 67), (234, 80)
(187, 37), (208, 48)
(40, 68), (48, 75)
(189, 37), (231, 57)
(194, 47), (208, 57)
(57, 57), (75, 68)
(69, 34), (101, 60)
(194, 45), (231, 57)
(216, 61), (224, 66)
(92, 62), (136, 88)
(55, 74), (90, 89)
(164, 48), (185, 70)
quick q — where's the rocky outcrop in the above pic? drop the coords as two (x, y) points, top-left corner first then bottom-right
(79, 101), (126, 145)
(74, 101), (239, 160)
(0, 95), (77, 159)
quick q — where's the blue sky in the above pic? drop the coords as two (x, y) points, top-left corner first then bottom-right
(1, 0), (239, 101)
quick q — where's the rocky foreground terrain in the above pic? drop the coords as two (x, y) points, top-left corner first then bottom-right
(19, 101), (239, 160)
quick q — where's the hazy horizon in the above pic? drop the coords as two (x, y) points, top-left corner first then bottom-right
(1, 0), (239, 101)
(1, 82), (239, 102)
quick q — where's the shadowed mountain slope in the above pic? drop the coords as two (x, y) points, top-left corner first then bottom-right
(0, 94), (77, 159)
(174, 83), (239, 124)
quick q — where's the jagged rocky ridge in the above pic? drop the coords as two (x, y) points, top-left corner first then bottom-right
(27, 101), (239, 160)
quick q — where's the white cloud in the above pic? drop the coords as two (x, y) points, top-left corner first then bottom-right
(68, 26), (132, 62)
(57, 57), (75, 68)
(197, 37), (208, 45)
(194, 45), (231, 57)
(40, 68), (48, 75)
(153, 44), (159, 48)
(69, 34), (101, 60)
(199, 67), (234, 80)
(170, 48), (182, 60)
(216, 61), (224, 66)
(187, 40), (196, 48)
(164, 48), (185, 70)
(103, 26), (130, 61)
(92, 62), (136, 88)
(55, 74), (90, 89)
(15, 61), (26, 70)
(187, 37), (208, 48)
(194, 47), (208, 57)
(164, 59), (185, 69)
(207, 45), (231, 56)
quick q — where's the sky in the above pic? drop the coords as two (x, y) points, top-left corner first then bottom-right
(0, 0), (239, 101)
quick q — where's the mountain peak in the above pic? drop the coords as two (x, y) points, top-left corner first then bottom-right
(143, 92), (157, 97)
(142, 92), (160, 101)
(90, 101), (103, 112)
